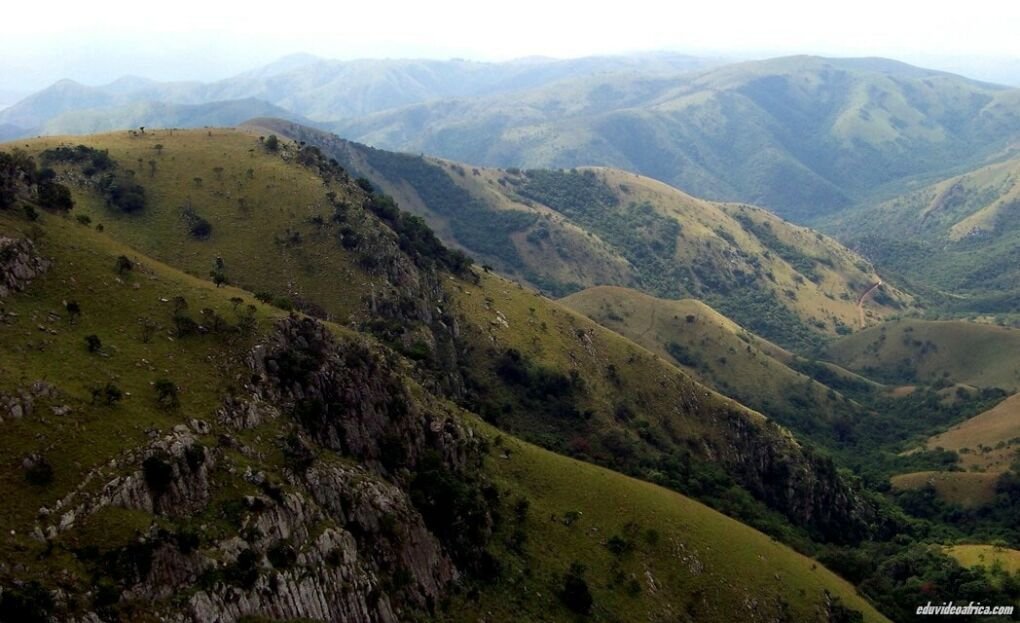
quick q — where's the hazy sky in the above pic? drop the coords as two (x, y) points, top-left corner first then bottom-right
(3, 0), (1020, 94)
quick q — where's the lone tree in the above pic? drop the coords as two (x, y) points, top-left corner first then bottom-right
(264, 134), (279, 151)
(65, 300), (81, 323)
(153, 144), (164, 156)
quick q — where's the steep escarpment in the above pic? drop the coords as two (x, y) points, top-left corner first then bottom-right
(32, 316), (491, 623)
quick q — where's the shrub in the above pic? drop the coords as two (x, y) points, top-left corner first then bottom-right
(560, 562), (593, 614)
(91, 382), (123, 405)
(154, 379), (179, 409)
(85, 334), (102, 353)
(24, 456), (54, 486)
(115, 255), (133, 274)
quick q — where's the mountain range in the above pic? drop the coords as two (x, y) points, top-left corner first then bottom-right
(2, 48), (1020, 622)
(8, 53), (1020, 228)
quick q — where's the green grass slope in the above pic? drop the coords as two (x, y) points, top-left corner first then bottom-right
(445, 421), (887, 622)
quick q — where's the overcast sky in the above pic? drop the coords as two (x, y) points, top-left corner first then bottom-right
(3, 0), (1020, 94)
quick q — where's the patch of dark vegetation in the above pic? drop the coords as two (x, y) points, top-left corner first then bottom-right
(364, 191), (475, 275)
(181, 204), (212, 239)
(0, 580), (54, 623)
(559, 561), (594, 614)
(1, 149), (74, 213)
(41, 144), (145, 214)
(733, 212), (823, 283)
(409, 450), (501, 577)
(354, 148), (537, 271)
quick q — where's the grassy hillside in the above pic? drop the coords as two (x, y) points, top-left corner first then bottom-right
(890, 472), (1003, 508)
(924, 393), (1020, 472)
(946, 544), (1020, 576)
(824, 318), (1020, 391)
(831, 154), (1020, 317)
(332, 55), (1020, 221)
(0, 131), (889, 621)
(257, 119), (915, 352)
(444, 421), (887, 622)
(559, 286), (862, 438)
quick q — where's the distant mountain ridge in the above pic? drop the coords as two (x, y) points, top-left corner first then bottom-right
(333, 55), (1020, 221)
(7, 53), (1020, 226)
(0, 52), (720, 137)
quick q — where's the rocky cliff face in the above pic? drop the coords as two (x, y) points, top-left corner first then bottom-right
(45, 317), (490, 623)
(714, 409), (877, 544)
(245, 316), (478, 474)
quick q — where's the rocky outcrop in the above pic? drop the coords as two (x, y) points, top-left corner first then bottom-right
(0, 380), (58, 424)
(246, 316), (481, 475)
(115, 462), (457, 623)
(0, 236), (49, 298)
(713, 409), (877, 544)
(105, 427), (215, 517)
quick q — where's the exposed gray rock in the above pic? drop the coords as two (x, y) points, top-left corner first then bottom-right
(0, 236), (49, 298)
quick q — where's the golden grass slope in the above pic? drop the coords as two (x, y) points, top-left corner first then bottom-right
(473, 164), (915, 336)
(945, 545), (1020, 576)
(925, 392), (1020, 472)
(889, 471), (1002, 508)
(825, 319), (1020, 391)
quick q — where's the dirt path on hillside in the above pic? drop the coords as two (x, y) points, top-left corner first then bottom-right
(857, 279), (882, 328)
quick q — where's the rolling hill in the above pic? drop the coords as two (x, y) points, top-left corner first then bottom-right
(559, 285), (865, 440)
(332, 55), (1020, 221)
(0, 129), (896, 621)
(891, 392), (1020, 506)
(823, 318), (1020, 391)
(40, 98), (313, 136)
(257, 119), (916, 352)
(924, 392), (1020, 472)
